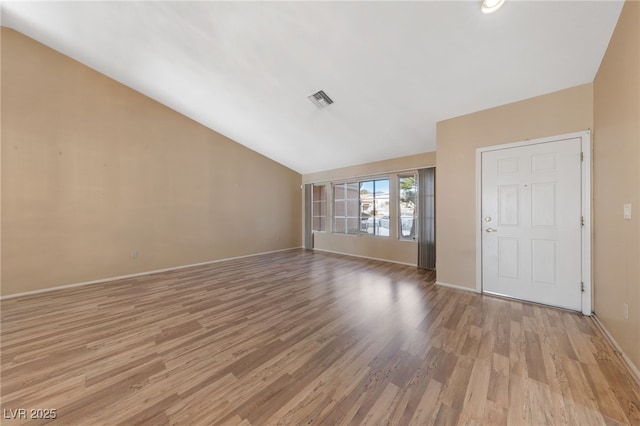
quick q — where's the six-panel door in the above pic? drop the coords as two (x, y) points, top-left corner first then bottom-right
(481, 138), (582, 311)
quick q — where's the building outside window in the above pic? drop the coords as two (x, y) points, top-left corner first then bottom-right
(359, 179), (390, 236)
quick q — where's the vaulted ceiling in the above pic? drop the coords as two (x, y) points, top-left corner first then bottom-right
(1, 1), (623, 174)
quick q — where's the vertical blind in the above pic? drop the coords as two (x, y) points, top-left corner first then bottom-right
(417, 168), (436, 269)
(304, 183), (313, 250)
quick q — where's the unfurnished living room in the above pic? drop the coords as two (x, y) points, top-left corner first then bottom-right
(1, 1), (639, 425)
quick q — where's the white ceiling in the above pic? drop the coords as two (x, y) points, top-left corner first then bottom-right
(1, 1), (623, 174)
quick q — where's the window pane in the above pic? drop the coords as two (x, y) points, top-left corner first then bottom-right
(360, 181), (374, 194)
(312, 184), (327, 231)
(361, 217), (374, 235)
(373, 179), (390, 236)
(399, 175), (417, 239)
(347, 218), (360, 234)
(360, 180), (374, 234)
(346, 182), (359, 197)
(333, 182), (359, 234)
(346, 198), (359, 218)
(374, 179), (389, 195)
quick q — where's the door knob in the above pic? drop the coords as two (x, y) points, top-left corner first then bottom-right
(486, 228), (498, 233)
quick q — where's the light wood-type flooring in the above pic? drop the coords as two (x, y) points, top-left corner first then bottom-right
(1, 249), (639, 425)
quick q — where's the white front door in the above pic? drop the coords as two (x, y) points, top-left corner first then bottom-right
(481, 137), (583, 311)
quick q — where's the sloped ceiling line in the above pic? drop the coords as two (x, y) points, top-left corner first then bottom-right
(0, 1), (623, 174)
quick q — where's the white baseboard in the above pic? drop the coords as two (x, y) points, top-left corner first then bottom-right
(592, 314), (640, 385)
(312, 248), (416, 267)
(435, 281), (479, 293)
(0, 247), (303, 300)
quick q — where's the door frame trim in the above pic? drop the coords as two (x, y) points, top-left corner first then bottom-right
(475, 130), (592, 315)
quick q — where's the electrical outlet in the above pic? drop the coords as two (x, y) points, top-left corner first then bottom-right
(623, 303), (629, 320)
(131, 250), (138, 259)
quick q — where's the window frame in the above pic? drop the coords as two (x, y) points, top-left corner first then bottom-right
(332, 176), (390, 238)
(332, 181), (360, 235)
(359, 178), (390, 237)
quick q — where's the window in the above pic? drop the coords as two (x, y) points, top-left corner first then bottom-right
(333, 182), (360, 234)
(360, 179), (390, 236)
(399, 175), (417, 239)
(312, 185), (327, 231)
(333, 178), (389, 237)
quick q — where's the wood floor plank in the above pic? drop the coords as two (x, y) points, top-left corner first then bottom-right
(1, 249), (638, 425)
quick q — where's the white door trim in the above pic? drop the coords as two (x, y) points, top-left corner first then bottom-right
(475, 130), (592, 315)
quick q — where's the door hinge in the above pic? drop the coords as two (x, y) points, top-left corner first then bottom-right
(580, 152), (584, 162)
(581, 216), (585, 226)
(581, 282), (585, 292)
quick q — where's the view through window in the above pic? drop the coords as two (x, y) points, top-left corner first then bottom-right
(359, 179), (390, 236)
(333, 179), (390, 236)
(399, 175), (417, 239)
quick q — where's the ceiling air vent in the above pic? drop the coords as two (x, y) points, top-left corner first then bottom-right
(307, 90), (334, 109)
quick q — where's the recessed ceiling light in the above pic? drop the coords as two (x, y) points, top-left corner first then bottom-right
(308, 90), (334, 109)
(481, 0), (506, 14)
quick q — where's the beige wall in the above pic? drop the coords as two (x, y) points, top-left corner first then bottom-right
(0, 28), (4, 291)
(593, 1), (640, 371)
(436, 83), (593, 289)
(1, 28), (302, 296)
(302, 152), (435, 265)
(302, 152), (436, 185)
